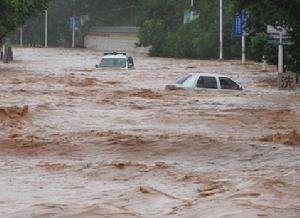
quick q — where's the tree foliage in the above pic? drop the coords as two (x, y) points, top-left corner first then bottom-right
(137, 0), (240, 58)
(234, 0), (299, 71)
(22, 0), (138, 46)
(138, 0), (299, 71)
(2, 0), (299, 72)
(0, 0), (50, 42)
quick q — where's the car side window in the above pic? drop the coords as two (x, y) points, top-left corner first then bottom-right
(197, 76), (218, 89)
(219, 77), (239, 90)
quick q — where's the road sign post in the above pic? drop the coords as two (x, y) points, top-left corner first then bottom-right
(233, 11), (247, 64)
(267, 25), (290, 74)
(242, 32), (246, 64)
(278, 33), (284, 74)
(70, 17), (80, 48)
(19, 26), (23, 46)
(267, 25), (294, 90)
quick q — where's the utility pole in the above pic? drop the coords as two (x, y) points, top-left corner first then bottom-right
(45, 10), (48, 47)
(278, 32), (284, 73)
(19, 26), (23, 46)
(219, 0), (223, 60)
(72, 0), (76, 48)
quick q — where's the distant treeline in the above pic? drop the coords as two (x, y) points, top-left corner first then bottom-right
(138, 0), (299, 72)
(16, 0), (138, 47)
(0, 0), (49, 43)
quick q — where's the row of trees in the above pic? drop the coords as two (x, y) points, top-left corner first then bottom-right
(138, 0), (233, 58)
(17, 0), (137, 47)
(138, 0), (299, 72)
(235, 0), (299, 72)
(0, 0), (50, 43)
(1, 0), (299, 72)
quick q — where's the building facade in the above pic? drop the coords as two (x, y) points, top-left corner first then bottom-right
(84, 26), (140, 52)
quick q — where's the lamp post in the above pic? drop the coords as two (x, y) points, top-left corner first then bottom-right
(72, 18), (75, 48)
(219, 0), (223, 60)
(45, 10), (48, 47)
(72, 0), (76, 48)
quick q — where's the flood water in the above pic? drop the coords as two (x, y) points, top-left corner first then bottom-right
(0, 48), (299, 217)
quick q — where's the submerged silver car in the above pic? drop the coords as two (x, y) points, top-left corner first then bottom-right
(95, 52), (134, 69)
(167, 73), (243, 90)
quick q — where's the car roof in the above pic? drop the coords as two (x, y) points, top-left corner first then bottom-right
(188, 72), (231, 78)
(101, 51), (129, 59)
(102, 54), (127, 59)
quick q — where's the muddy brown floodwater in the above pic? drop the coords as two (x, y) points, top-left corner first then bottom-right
(0, 48), (299, 218)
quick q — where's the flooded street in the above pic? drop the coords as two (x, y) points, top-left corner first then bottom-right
(0, 48), (299, 217)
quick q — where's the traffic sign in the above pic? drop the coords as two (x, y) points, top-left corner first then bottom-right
(183, 10), (199, 24)
(267, 25), (289, 39)
(232, 11), (247, 38)
(267, 39), (293, 45)
(69, 17), (75, 31)
(69, 17), (79, 31)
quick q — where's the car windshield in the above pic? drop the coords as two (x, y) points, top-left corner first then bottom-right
(100, 58), (126, 68)
(176, 75), (192, 84)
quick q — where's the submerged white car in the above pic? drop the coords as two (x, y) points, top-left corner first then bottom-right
(167, 73), (243, 90)
(95, 52), (134, 69)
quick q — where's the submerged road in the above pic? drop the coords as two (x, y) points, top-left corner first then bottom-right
(0, 48), (299, 217)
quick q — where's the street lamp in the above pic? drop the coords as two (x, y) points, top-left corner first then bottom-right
(44, 10), (48, 48)
(219, 0), (223, 60)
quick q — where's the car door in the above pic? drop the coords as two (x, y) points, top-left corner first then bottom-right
(196, 76), (218, 90)
(219, 77), (241, 90)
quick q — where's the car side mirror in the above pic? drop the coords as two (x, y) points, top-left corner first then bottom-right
(128, 57), (134, 68)
(128, 62), (133, 68)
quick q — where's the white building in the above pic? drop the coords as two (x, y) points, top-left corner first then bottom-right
(84, 26), (140, 52)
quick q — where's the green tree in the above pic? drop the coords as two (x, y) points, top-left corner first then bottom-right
(0, 0), (50, 42)
(234, 0), (300, 71)
(21, 0), (138, 46)
(137, 0), (238, 58)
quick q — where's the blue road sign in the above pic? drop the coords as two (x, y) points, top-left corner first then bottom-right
(232, 11), (247, 38)
(69, 17), (75, 31)
(69, 17), (79, 31)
